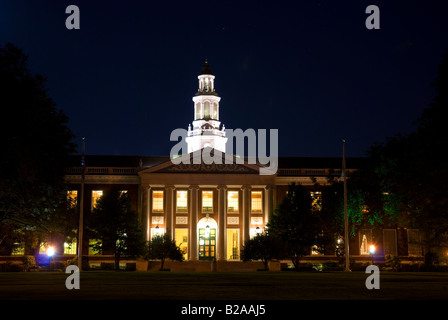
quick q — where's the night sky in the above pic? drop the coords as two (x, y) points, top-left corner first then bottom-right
(1, 0), (447, 158)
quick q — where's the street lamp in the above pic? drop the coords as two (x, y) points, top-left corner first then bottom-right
(369, 245), (376, 265)
(47, 246), (55, 257)
(47, 246), (55, 271)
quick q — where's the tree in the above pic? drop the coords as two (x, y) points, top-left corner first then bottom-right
(241, 231), (285, 270)
(0, 43), (76, 252)
(361, 48), (448, 263)
(267, 183), (327, 269)
(88, 189), (146, 270)
(146, 233), (184, 271)
(38, 191), (79, 255)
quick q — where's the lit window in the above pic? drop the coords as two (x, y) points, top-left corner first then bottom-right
(176, 190), (188, 212)
(152, 190), (164, 212)
(199, 227), (215, 259)
(11, 243), (25, 255)
(251, 191), (262, 213)
(360, 234), (369, 255)
(89, 239), (101, 255)
(91, 190), (103, 209)
(64, 240), (77, 255)
(151, 227), (164, 239)
(312, 245), (322, 255)
(227, 229), (240, 260)
(202, 191), (213, 213)
(310, 191), (322, 211)
(227, 191), (239, 213)
(250, 227), (263, 239)
(175, 229), (188, 260)
(67, 190), (78, 207)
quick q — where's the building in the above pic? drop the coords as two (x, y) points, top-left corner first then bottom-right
(4, 61), (424, 269)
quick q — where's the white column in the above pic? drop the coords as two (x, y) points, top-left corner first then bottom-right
(242, 185), (251, 244)
(165, 185), (174, 239)
(217, 185), (226, 261)
(189, 185), (198, 261)
(264, 185), (274, 227)
(146, 186), (151, 241)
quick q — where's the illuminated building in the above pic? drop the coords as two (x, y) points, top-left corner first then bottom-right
(2, 62), (423, 269)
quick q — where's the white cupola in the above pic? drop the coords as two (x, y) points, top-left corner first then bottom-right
(186, 60), (227, 153)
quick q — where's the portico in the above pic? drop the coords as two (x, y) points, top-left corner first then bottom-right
(138, 155), (276, 261)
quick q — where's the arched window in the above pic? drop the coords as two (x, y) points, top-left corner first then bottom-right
(204, 101), (210, 119)
(195, 103), (201, 120)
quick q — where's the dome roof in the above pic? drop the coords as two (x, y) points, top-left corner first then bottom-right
(201, 60), (213, 75)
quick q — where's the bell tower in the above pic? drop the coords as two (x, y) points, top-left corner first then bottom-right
(186, 60), (227, 153)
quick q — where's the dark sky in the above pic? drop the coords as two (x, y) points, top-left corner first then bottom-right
(1, 0), (447, 158)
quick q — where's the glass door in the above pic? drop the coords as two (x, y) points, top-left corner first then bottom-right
(199, 227), (216, 260)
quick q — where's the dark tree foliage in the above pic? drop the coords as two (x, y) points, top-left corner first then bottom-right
(267, 183), (328, 268)
(146, 233), (184, 271)
(88, 189), (146, 270)
(241, 231), (285, 270)
(0, 43), (76, 237)
(361, 48), (448, 261)
(40, 194), (79, 254)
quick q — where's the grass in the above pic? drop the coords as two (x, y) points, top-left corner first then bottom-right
(1, 271), (448, 300)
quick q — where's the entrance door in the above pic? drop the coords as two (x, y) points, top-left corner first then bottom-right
(199, 228), (216, 260)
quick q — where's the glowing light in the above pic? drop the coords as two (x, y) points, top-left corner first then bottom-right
(47, 246), (55, 257)
(369, 245), (376, 255)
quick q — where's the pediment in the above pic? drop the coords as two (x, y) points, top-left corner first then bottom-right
(139, 148), (262, 175)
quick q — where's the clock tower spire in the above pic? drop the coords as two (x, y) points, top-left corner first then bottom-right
(186, 61), (227, 153)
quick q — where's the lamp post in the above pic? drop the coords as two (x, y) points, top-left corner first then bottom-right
(78, 137), (85, 271)
(342, 139), (350, 272)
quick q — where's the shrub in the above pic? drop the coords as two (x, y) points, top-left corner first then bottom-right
(0, 262), (24, 272)
(385, 254), (401, 271)
(65, 256), (78, 267)
(22, 255), (39, 272)
(322, 262), (342, 271)
(100, 262), (115, 270)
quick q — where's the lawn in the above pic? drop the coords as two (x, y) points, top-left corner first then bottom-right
(1, 271), (448, 300)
